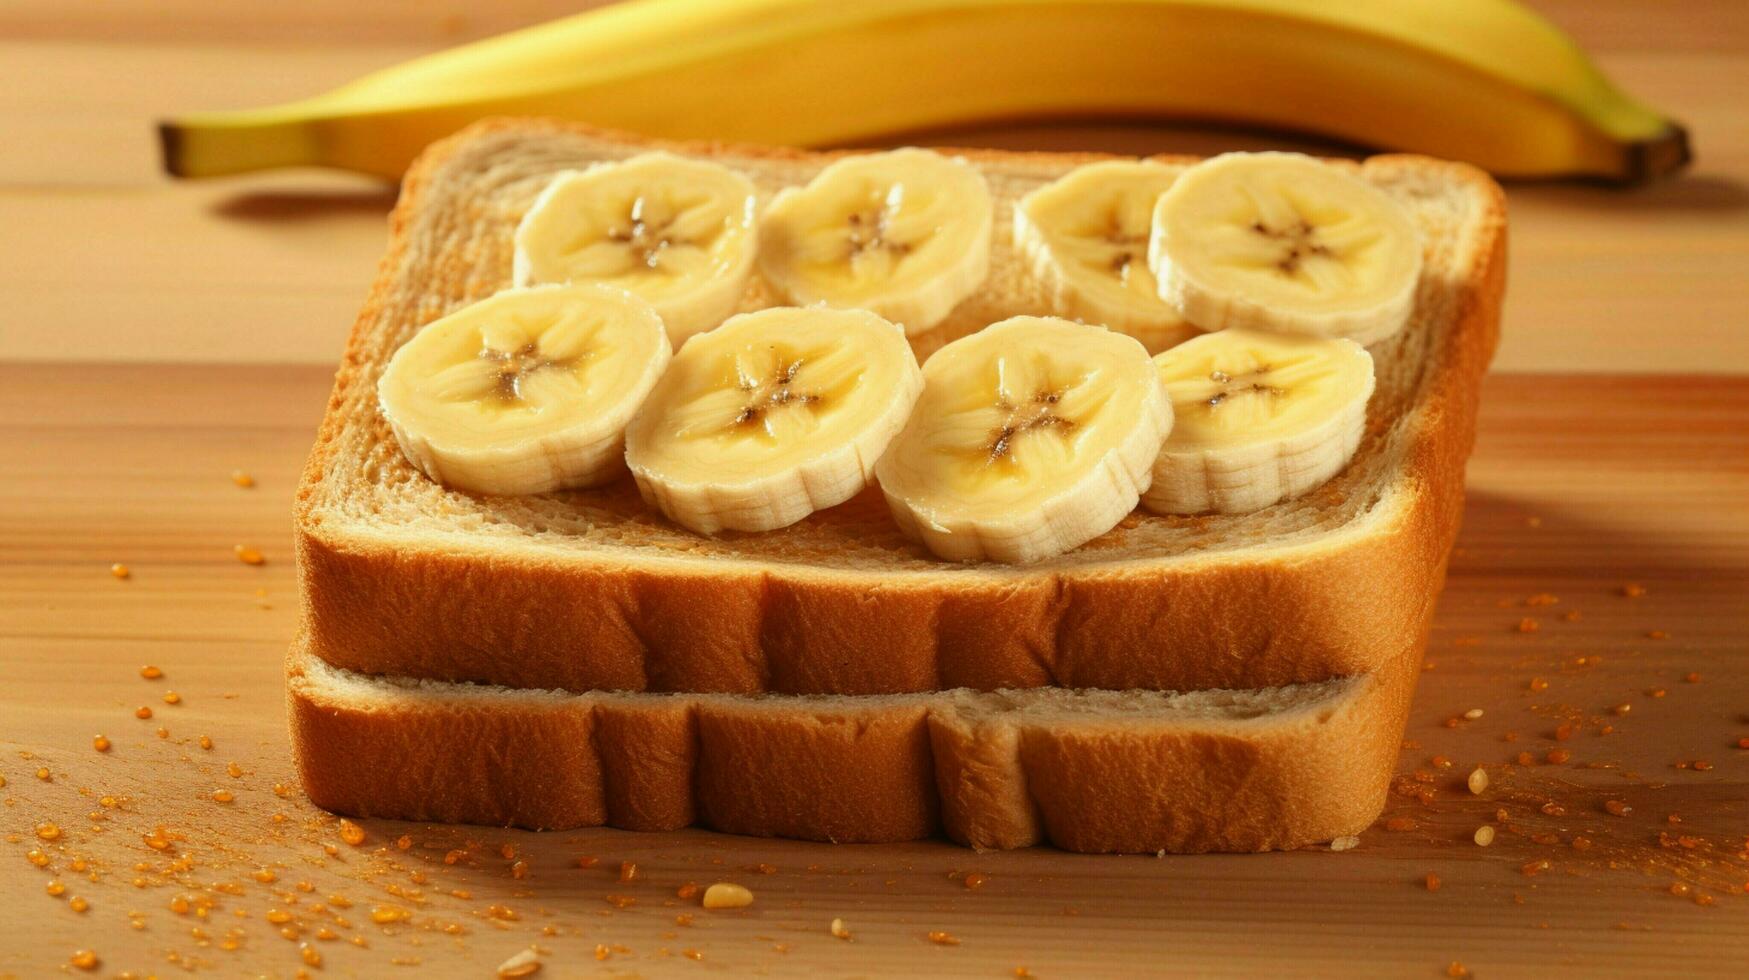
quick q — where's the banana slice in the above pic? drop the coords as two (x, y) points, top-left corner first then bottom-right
(1013, 160), (1198, 353)
(625, 307), (922, 533)
(377, 284), (671, 496)
(757, 148), (992, 335)
(1148, 152), (1422, 346)
(513, 152), (758, 343)
(875, 316), (1170, 563)
(1141, 328), (1375, 515)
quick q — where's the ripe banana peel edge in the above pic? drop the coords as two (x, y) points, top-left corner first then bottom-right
(158, 0), (1692, 185)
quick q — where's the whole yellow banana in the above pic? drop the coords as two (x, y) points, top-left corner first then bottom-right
(160, 0), (1688, 183)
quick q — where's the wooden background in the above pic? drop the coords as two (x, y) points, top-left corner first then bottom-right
(1, 2), (1746, 977)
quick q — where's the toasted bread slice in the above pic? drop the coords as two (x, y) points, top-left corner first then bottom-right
(288, 636), (1416, 853)
(294, 120), (1504, 698)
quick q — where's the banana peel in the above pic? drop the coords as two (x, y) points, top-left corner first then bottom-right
(159, 0), (1691, 184)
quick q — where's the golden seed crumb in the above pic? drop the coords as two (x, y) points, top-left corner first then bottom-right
(1516, 617), (1538, 633)
(140, 665), (162, 679)
(36, 822), (62, 841)
(1528, 677), (1548, 692)
(226, 761), (244, 778)
(830, 917), (852, 940)
(155, 726), (169, 739)
(1447, 962), (1469, 979)
(1473, 826), (1495, 847)
(135, 706), (152, 719)
(1424, 873), (1441, 892)
(70, 950), (100, 971)
(231, 470), (256, 489)
(1329, 835), (1360, 852)
(963, 872), (989, 890)
(338, 819), (365, 846)
(92, 734), (111, 753)
(234, 545), (266, 565)
(211, 789), (233, 803)
(162, 691), (181, 705)
(1463, 708), (1485, 720)
(1621, 583), (1646, 597)
(110, 564), (130, 580)
(927, 930), (960, 946)
(370, 904), (410, 924)
(702, 883), (754, 910)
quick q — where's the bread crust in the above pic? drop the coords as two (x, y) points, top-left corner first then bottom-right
(288, 639), (1417, 853)
(294, 119), (1505, 699)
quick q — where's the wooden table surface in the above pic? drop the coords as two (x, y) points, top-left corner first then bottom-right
(3, 2), (1747, 977)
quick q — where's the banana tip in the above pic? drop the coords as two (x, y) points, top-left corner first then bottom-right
(1627, 122), (1692, 186)
(156, 121), (190, 179)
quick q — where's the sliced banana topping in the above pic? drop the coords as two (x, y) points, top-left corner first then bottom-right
(625, 307), (922, 533)
(1148, 152), (1422, 346)
(378, 284), (672, 496)
(1013, 160), (1198, 353)
(875, 316), (1170, 563)
(757, 148), (992, 335)
(1141, 328), (1375, 515)
(514, 152), (758, 344)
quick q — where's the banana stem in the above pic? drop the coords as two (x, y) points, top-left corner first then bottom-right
(158, 112), (321, 179)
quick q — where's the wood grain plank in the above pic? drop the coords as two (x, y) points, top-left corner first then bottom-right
(0, 367), (1744, 977)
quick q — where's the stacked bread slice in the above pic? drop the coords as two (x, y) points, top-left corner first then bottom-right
(290, 120), (1505, 853)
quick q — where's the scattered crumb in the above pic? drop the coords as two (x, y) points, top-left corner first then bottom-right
(496, 948), (541, 978)
(701, 883), (754, 910)
(1467, 768), (1489, 795)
